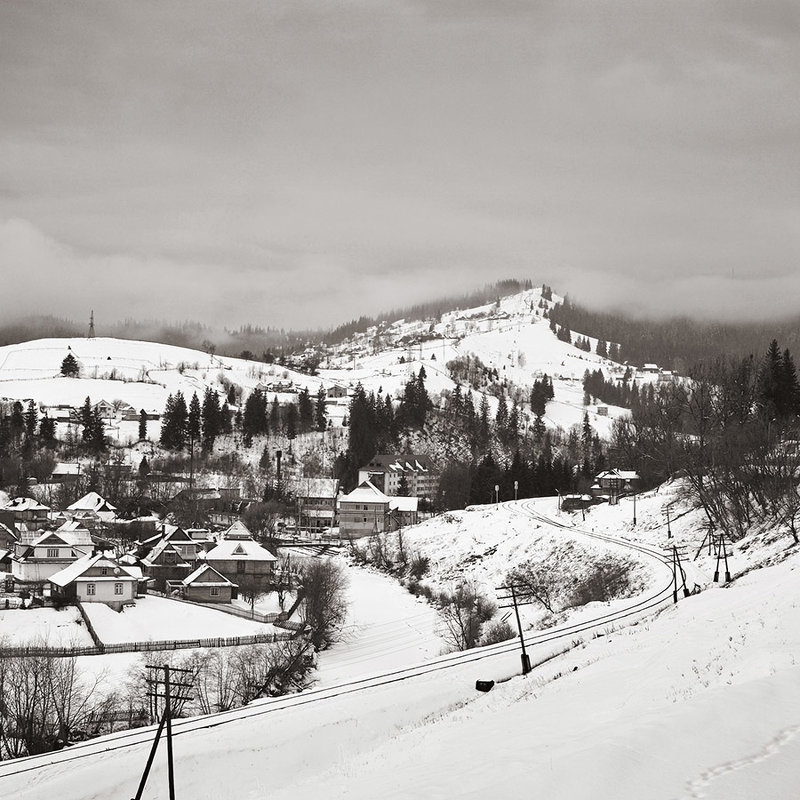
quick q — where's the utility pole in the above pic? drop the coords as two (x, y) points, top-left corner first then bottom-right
(632, 492), (637, 526)
(494, 484), (499, 504)
(713, 533), (731, 583)
(666, 508), (672, 539)
(666, 543), (691, 603)
(514, 480), (518, 501)
(496, 583), (532, 675)
(132, 664), (194, 800)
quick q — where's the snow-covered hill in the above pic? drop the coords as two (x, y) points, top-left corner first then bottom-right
(0, 286), (635, 449)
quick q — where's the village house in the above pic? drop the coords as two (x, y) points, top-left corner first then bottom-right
(357, 454), (439, 502)
(49, 552), (140, 610)
(49, 462), (82, 485)
(11, 524), (94, 585)
(202, 520), (277, 586)
(591, 469), (642, 498)
(338, 480), (419, 538)
(138, 537), (193, 593)
(294, 477), (340, 532)
(2, 496), (51, 527)
(180, 563), (238, 604)
(67, 491), (117, 523)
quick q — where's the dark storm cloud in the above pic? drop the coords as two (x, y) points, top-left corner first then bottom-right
(1, 0), (798, 329)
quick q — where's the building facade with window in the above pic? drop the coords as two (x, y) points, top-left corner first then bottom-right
(202, 521), (277, 586)
(49, 553), (140, 610)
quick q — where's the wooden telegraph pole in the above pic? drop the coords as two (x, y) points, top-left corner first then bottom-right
(496, 583), (533, 675)
(132, 664), (194, 800)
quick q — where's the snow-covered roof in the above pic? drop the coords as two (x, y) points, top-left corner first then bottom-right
(33, 527), (94, 548)
(390, 496), (419, 513)
(596, 469), (640, 481)
(183, 563), (237, 587)
(49, 553), (138, 588)
(141, 538), (191, 568)
(3, 496), (50, 513)
(362, 454), (436, 473)
(67, 491), (117, 513)
(52, 462), (81, 476)
(222, 520), (254, 540)
(205, 536), (277, 563)
(340, 480), (390, 504)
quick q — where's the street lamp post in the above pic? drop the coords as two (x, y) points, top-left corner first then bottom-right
(514, 480), (518, 501)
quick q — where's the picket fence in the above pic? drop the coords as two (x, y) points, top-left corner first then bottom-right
(0, 630), (296, 659)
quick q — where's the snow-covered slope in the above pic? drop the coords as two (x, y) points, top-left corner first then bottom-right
(0, 286), (636, 445)
(2, 488), (798, 799)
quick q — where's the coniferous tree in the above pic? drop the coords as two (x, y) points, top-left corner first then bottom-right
(24, 400), (37, 444)
(495, 394), (509, 435)
(315, 386), (327, 432)
(269, 397), (280, 432)
(298, 387), (314, 433)
(201, 388), (222, 450)
(284, 402), (298, 441)
(187, 392), (202, 453)
(60, 352), (79, 378)
(39, 415), (56, 445)
(138, 409), (148, 441)
(160, 391), (188, 450)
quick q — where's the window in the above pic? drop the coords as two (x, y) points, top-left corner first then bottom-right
(86, 583), (96, 596)
(237, 561), (246, 574)
(114, 583), (123, 595)
(101, 567), (108, 576)
(210, 586), (220, 597)
(46, 548), (59, 558)
(164, 551), (177, 564)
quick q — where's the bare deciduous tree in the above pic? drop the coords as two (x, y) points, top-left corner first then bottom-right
(437, 583), (495, 652)
(299, 558), (349, 651)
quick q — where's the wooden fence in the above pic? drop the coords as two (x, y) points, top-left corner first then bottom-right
(0, 630), (297, 659)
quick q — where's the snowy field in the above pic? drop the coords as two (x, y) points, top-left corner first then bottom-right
(0, 605), (94, 647)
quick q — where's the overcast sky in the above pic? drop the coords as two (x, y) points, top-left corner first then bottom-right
(1, 0), (798, 331)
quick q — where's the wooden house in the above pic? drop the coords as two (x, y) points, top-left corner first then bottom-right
(203, 521), (277, 586)
(181, 564), (238, 604)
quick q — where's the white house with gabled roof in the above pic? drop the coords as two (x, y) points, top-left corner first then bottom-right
(49, 552), (140, 610)
(11, 526), (94, 584)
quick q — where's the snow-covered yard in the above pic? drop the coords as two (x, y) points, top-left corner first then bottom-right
(82, 595), (277, 644)
(0, 605), (94, 647)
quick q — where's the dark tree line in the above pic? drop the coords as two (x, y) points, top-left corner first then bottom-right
(610, 339), (800, 542)
(550, 296), (800, 373)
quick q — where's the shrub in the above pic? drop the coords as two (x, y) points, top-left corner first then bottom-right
(480, 618), (516, 645)
(409, 552), (430, 580)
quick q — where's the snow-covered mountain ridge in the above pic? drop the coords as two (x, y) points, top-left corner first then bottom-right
(0, 285), (642, 447)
